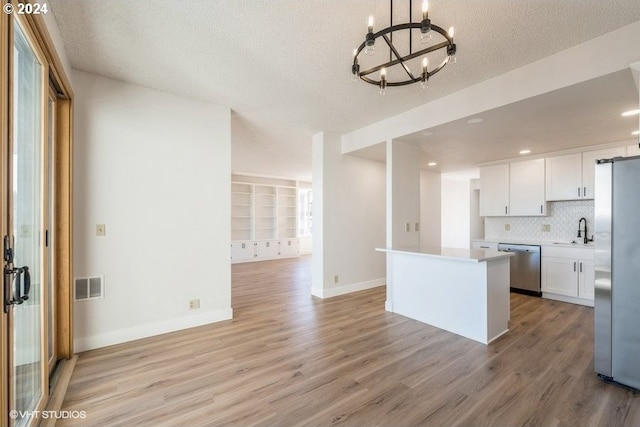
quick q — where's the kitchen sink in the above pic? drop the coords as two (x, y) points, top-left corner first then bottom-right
(552, 241), (594, 246)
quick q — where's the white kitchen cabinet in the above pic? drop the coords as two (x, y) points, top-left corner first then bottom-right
(542, 257), (577, 296)
(509, 159), (546, 216)
(479, 164), (510, 216)
(541, 245), (594, 306)
(480, 160), (545, 217)
(582, 147), (626, 199)
(545, 154), (582, 201)
(546, 148), (626, 201)
(578, 258), (595, 300)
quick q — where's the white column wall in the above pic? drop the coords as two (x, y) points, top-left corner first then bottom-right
(312, 132), (386, 299)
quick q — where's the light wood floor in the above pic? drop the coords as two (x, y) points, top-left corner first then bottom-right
(59, 256), (640, 426)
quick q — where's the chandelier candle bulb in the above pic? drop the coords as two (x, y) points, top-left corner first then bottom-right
(380, 68), (387, 95)
(421, 57), (429, 90)
(368, 15), (374, 32)
(422, 0), (429, 19)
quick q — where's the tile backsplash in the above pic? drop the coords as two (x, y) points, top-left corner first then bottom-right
(485, 200), (595, 242)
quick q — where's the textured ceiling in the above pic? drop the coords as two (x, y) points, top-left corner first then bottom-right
(49, 0), (640, 181)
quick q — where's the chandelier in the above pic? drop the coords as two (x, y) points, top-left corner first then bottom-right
(351, 0), (457, 94)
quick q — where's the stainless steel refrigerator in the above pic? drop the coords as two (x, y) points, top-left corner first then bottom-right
(594, 155), (640, 390)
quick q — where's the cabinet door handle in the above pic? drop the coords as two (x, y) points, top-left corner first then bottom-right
(574, 262), (577, 272)
(580, 262), (583, 273)
(578, 187), (581, 197)
(583, 187), (587, 198)
(505, 206), (508, 215)
(540, 205), (543, 214)
(480, 246), (490, 249)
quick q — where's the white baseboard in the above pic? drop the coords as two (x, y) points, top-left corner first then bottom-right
(542, 292), (594, 307)
(74, 308), (233, 352)
(312, 278), (385, 299)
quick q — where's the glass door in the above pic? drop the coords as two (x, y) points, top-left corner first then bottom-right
(4, 16), (48, 427)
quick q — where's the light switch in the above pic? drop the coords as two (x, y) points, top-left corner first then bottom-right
(415, 222), (420, 232)
(504, 224), (511, 232)
(96, 224), (106, 236)
(405, 223), (411, 232)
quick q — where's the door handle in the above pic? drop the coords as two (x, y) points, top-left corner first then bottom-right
(4, 265), (30, 312)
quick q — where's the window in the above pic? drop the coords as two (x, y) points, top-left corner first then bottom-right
(298, 188), (312, 237)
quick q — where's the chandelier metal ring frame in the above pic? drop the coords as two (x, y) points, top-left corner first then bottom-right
(351, 0), (457, 89)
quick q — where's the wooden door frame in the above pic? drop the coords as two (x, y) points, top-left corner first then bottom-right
(20, 3), (74, 360)
(1, 2), (74, 425)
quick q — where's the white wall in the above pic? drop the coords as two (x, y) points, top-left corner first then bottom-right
(312, 132), (386, 298)
(72, 71), (232, 351)
(441, 170), (480, 249)
(387, 140), (420, 248)
(420, 170), (441, 247)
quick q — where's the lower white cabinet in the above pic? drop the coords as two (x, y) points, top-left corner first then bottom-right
(541, 245), (594, 306)
(231, 239), (300, 263)
(230, 240), (254, 262)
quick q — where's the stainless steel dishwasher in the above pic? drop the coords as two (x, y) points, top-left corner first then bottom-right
(497, 243), (541, 296)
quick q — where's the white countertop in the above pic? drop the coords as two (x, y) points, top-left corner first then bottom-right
(473, 238), (594, 249)
(376, 246), (515, 263)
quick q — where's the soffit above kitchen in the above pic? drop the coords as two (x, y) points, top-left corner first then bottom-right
(49, 0), (640, 180)
(353, 69), (639, 172)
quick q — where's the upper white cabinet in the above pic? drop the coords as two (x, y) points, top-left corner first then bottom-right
(546, 147), (626, 201)
(479, 164), (509, 216)
(480, 159), (545, 217)
(509, 159), (546, 216)
(545, 154), (582, 201)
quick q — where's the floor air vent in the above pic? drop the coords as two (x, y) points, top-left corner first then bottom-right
(74, 276), (104, 301)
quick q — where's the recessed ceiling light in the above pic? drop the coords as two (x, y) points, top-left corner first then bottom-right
(633, 130), (640, 136)
(427, 162), (437, 167)
(467, 118), (485, 124)
(421, 131), (435, 137)
(621, 109), (640, 117)
(519, 149), (531, 155)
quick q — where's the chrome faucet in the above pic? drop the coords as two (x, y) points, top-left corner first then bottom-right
(578, 217), (593, 244)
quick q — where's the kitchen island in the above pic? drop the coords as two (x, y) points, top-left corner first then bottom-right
(377, 246), (514, 344)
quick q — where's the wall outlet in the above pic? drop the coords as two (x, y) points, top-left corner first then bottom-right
(541, 224), (551, 232)
(334, 275), (339, 284)
(96, 224), (106, 236)
(504, 223), (511, 232)
(189, 299), (200, 310)
(405, 223), (411, 232)
(415, 222), (420, 232)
